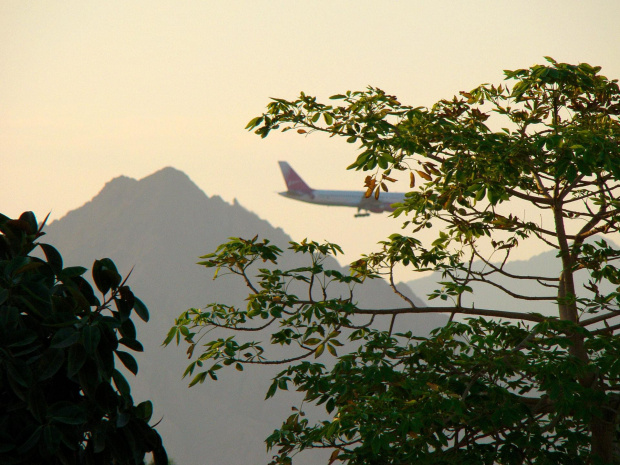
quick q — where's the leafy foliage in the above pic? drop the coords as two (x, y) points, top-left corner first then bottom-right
(0, 212), (167, 464)
(168, 59), (620, 463)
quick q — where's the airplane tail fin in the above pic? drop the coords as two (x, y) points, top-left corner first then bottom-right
(278, 161), (314, 194)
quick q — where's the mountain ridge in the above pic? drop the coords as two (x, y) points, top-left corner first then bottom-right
(406, 242), (618, 318)
(42, 166), (442, 465)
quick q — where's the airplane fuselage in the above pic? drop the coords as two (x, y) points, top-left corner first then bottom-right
(278, 189), (405, 213)
(277, 161), (406, 216)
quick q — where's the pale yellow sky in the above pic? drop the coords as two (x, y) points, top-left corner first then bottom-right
(2, 1), (620, 274)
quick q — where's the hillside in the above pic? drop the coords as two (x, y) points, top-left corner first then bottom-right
(43, 167), (445, 465)
(406, 245), (618, 319)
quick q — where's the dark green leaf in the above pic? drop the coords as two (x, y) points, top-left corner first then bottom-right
(92, 258), (122, 294)
(112, 369), (131, 398)
(60, 266), (87, 278)
(116, 411), (130, 428)
(39, 243), (63, 273)
(116, 350), (139, 376)
(67, 344), (87, 378)
(6, 359), (32, 388)
(135, 400), (153, 422)
(82, 325), (101, 355)
(119, 337), (144, 352)
(133, 297), (149, 322)
(18, 426), (42, 453)
(49, 402), (87, 425)
(43, 424), (61, 453)
(38, 349), (65, 380)
(50, 327), (80, 349)
(119, 319), (137, 340)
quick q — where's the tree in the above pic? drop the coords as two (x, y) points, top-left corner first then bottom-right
(0, 212), (167, 464)
(166, 58), (620, 463)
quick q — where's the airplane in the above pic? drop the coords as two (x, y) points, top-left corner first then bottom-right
(278, 161), (406, 217)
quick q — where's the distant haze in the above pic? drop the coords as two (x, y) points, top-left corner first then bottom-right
(3, 1), (620, 277)
(407, 244), (618, 321)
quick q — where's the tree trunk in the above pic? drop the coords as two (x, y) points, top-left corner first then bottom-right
(552, 202), (616, 460)
(590, 406), (616, 463)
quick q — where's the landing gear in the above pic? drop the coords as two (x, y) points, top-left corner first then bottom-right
(354, 210), (370, 218)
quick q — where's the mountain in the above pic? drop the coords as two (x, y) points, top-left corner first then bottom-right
(406, 245), (617, 319)
(43, 167), (444, 465)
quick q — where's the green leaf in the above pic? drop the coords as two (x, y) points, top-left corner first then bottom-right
(119, 337), (144, 352)
(245, 116), (263, 130)
(48, 402), (87, 425)
(136, 400), (153, 422)
(278, 378), (289, 390)
(0, 305), (18, 328)
(82, 325), (101, 355)
(133, 297), (149, 322)
(18, 426), (42, 453)
(265, 380), (278, 399)
(38, 349), (65, 380)
(7, 329), (38, 348)
(119, 318), (137, 340)
(315, 343), (325, 358)
(43, 424), (61, 453)
(27, 386), (47, 422)
(0, 288), (8, 305)
(50, 327), (80, 349)
(163, 327), (178, 346)
(326, 398), (335, 414)
(21, 211), (39, 233)
(92, 258), (122, 294)
(112, 369), (131, 398)
(67, 344), (87, 378)
(116, 411), (130, 428)
(39, 243), (63, 273)
(60, 266), (87, 278)
(565, 163), (578, 183)
(116, 350), (139, 376)
(188, 371), (208, 387)
(6, 359), (31, 387)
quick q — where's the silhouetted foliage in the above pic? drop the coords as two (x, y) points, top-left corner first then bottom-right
(0, 212), (167, 464)
(169, 59), (620, 463)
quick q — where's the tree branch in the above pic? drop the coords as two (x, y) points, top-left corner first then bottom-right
(350, 306), (546, 322)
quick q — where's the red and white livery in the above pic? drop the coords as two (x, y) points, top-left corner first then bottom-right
(278, 161), (406, 217)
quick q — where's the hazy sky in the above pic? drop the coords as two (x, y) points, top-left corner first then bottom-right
(2, 1), (620, 273)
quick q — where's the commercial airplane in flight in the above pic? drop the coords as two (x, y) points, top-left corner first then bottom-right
(278, 161), (406, 217)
